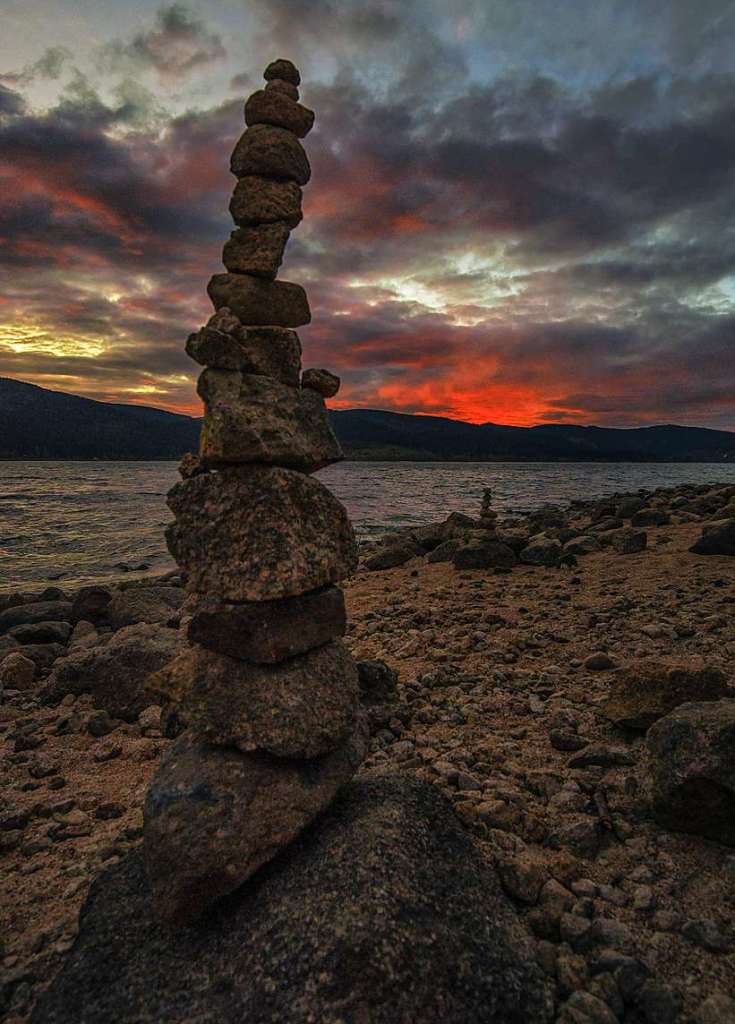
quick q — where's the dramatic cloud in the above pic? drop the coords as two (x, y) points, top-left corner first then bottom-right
(100, 4), (226, 80)
(1, 1), (734, 427)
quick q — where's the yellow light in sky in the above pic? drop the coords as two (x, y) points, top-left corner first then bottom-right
(0, 322), (106, 359)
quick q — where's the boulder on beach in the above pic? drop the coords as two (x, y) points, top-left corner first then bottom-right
(40, 622), (179, 721)
(602, 658), (729, 731)
(107, 586), (184, 631)
(689, 518), (735, 556)
(32, 773), (549, 1024)
(453, 539), (516, 570)
(0, 600), (72, 634)
(647, 699), (735, 846)
(519, 536), (562, 567)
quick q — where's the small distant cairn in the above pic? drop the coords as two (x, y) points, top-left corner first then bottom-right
(479, 488), (498, 536)
(143, 59), (367, 924)
(452, 487), (517, 569)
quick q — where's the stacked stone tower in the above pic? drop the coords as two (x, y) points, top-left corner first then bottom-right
(142, 59), (367, 925)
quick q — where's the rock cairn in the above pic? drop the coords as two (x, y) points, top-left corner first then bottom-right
(142, 59), (367, 925)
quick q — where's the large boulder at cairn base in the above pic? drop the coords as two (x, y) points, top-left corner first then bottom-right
(188, 585), (346, 662)
(143, 724), (368, 924)
(222, 223), (290, 278)
(39, 623), (178, 721)
(147, 640), (359, 758)
(245, 89), (315, 137)
(197, 368), (342, 472)
(689, 518), (735, 555)
(208, 272), (310, 327)
(186, 310), (302, 385)
(647, 699), (735, 846)
(32, 774), (549, 1024)
(230, 123), (311, 184)
(229, 175), (302, 228)
(166, 465), (358, 601)
(602, 658), (728, 731)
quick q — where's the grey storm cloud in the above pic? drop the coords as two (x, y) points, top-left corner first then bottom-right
(100, 4), (226, 79)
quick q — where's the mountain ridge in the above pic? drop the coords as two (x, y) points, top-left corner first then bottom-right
(1, 377), (734, 462)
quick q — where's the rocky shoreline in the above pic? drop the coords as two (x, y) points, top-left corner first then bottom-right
(1, 479), (735, 1022)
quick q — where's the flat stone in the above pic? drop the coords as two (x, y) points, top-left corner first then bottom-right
(302, 367), (340, 397)
(230, 124), (310, 185)
(142, 723), (367, 923)
(222, 223), (290, 278)
(567, 744), (634, 769)
(229, 175), (302, 228)
(647, 698), (735, 845)
(602, 658), (728, 731)
(264, 58), (301, 85)
(186, 309), (302, 385)
(0, 600), (72, 634)
(33, 774), (548, 1024)
(208, 272), (310, 327)
(245, 89), (314, 138)
(166, 465), (358, 601)
(188, 585), (346, 662)
(198, 369), (341, 472)
(148, 640), (359, 758)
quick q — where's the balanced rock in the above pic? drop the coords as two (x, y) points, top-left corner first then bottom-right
(208, 272), (310, 327)
(302, 367), (340, 397)
(245, 89), (314, 138)
(40, 623), (178, 721)
(229, 175), (302, 228)
(186, 309), (301, 385)
(603, 658), (728, 731)
(222, 223), (290, 278)
(265, 77), (299, 100)
(647, 699), (735, 845)
(143, 723), (368, 924)
(689, 518), (735, 556)
(264, 57), (301, 85)
(198, 368), (341, 472)
(231, 123), (311, 185)
(188, 585), (346, 662)
(166, 465), (358, 601)
(34, 774), (548, 1023)
(148, 640), (359, 758)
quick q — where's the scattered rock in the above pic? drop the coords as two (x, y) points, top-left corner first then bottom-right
(689, 518), (735, 556)
(0, 651), (35, 690)
(602, 658), (728, 730)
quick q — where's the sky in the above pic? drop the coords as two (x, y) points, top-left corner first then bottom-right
(1, 1), (734, 428)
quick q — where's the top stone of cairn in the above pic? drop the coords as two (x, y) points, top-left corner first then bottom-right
(264, 58), (301, 86)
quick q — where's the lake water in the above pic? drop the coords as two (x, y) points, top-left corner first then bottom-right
(2, 460), (735, 593)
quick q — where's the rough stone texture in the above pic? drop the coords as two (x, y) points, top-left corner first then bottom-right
(647, 699), (735, 845)
(186, 310), (302, 385)
(357, 659), (398, 705)
(222, 223), (290, 278)
(245, 89), (314, 138)
(70, 587), (111, 624)
(265, 78), (298, 100)
(148, 640), (359, 758)
(0, 651), (35, 690)
(188, 585), (346, 662)
(611, 527), (647, 554)
(107, 587), (184, 631)
(301, 367), (340, 397)
(166, 465), (358, 601)
(689, 518), (735, 555)
(39, 623), (179, 721)
(520, 537), (563, 567)
(32, 774), (548, 1024)
(264, 57), (301, 85)
(602, 658), (729, 731)
(364, 540), (423, 571)
(197, 368), (341, 471)
(229, 175), (302, 228)
(453, 540), (517, 570)
(208, 272), (310, 327)
(230, 124), (310, 185)
(142, 724), (368, 924)
(0, 600), (72, 634)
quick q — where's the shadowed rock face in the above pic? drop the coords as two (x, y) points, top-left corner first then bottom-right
(207, 273), (310, 327)
(32, 774), (549, 1024)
